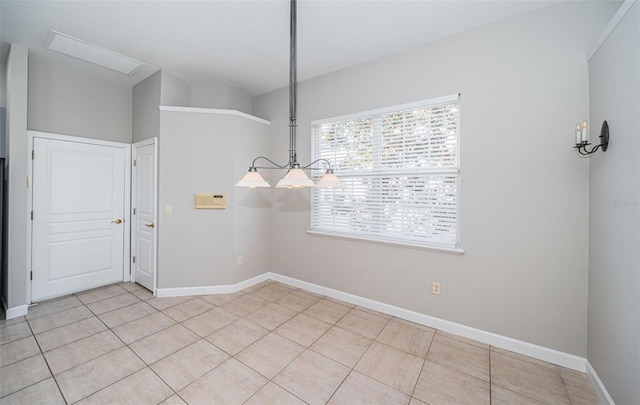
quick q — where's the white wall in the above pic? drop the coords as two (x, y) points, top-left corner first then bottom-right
(28, 58), (132, 143)
(587, 3), (640, 404)
(253, 1), (618, 356)
(157, 109), (270, 288)
(3, 44), (28, 311)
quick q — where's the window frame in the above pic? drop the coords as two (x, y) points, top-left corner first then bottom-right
(308, 94), (463, 254)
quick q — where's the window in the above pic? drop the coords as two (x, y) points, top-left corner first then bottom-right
(310, 94), (461, 252)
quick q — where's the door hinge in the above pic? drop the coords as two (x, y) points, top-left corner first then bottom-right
(26, 177), (29, 188)
(133, 208), (136, 215)
(133, 160), (137, 167)
(32, 150), (35, 160)
(30, 271), (33, 280)
(132, 256), (136, 264)
(31, 211), (34, 220)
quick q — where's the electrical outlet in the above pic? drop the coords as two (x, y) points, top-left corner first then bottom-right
(432, 282), (441, 295)
(237, 256), (243, 265)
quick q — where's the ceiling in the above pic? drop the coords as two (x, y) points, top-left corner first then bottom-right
(1, 0), (562, 95)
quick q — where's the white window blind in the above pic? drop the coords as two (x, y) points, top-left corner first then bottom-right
(310, 94), (460, 250)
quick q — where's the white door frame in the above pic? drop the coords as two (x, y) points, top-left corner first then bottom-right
(27, 131), (131, 304)
(131, 137), (158, 295)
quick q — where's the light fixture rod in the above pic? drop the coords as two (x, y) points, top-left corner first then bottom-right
(302, 158), (332, 170)
(235, 0), (342, 189)
(288, 0), (298, 168)
(250, 156), (290, 170)
(249, 156), (332, 171)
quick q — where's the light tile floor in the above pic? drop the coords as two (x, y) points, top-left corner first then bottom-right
(0, 281), (603, 404)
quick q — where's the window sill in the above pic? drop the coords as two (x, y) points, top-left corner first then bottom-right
(307, 230), (465, 255)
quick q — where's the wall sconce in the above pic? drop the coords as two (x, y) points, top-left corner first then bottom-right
(574, 120), (609, 156)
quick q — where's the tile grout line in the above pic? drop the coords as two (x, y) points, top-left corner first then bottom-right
(226, 289), (352, 404)
(120, 290), (278, 403)
(323, 309), (396, 400)
(489, 346), (492, 404)
(69, 293), (176, 404)
(21, 313), (67, 404)
(421, 335), (493, 386)
(18, 286), (166, 404)
(265, 296), (388, 404)
(62, 299), (135, 404)
(4, 281), (603, 404)
(408, 328), (435, 401)
(73, 288), (131, 307)
(254, 295), (431, 403)
(243, 293), (345, 405)
(26, 307), (96, 336)
(489, 350), (578, 404)
(559, 368), (577, 405)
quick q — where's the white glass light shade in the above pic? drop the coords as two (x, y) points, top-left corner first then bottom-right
(275, 168), (315, 188)
(315, 171), (344, 188)
(235, 170), (270, 188)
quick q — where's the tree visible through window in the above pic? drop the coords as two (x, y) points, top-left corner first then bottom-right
(310, 94), (460, 250)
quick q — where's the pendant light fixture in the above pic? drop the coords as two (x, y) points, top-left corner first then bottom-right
(235, 0), (342, 189)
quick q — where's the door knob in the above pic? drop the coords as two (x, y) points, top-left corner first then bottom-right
(112, 219), (123, 224)
(145, 223), (155, 228)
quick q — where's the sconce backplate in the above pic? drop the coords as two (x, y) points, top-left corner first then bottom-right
(600, 120), (609, 152)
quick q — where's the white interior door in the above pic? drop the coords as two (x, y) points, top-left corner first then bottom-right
(132, 139), (157, 292)
(32, 136), (128, 301)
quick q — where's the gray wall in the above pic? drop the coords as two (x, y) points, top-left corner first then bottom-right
(160, 71), (191, 107)
(587, 3), (640, 404)
(3, 44), (28, 310)
(0, 108), (5, 158)
(1, 60), (5, 156)
(191, 82), (253, 115)
(228, 86), (253, 116)
(191, 83), (229, 110)
(133, 70), (161, 143)
(253, 1), (618, 356)
(133, 71), (255, 144)
(0, 61), (6, 108)
(3, 55), (134, 311)
(28, 58), (132, 143)
(158, 109), (270, 288)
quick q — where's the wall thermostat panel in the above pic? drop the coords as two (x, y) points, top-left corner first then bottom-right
(195, 193), (226, 209)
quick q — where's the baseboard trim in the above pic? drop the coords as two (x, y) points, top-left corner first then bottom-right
(1, 295), (29, 320)
(586, 360), (615, 404)
(154, 272), (588, 372)
(155, 273), (271, 298)
(268, 273), (587, 372)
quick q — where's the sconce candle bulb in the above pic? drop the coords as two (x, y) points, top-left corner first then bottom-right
(581, 120), (588, 143)
(575, 123), (582, 144)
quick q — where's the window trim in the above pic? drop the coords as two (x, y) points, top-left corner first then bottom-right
(307, 230), (465, 254)
(310, 93), (462, 252)
(310, 93), (460, 126)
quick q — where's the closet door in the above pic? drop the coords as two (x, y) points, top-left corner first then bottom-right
(31, 136), (128, 301)
(132, 138), (157, 293)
